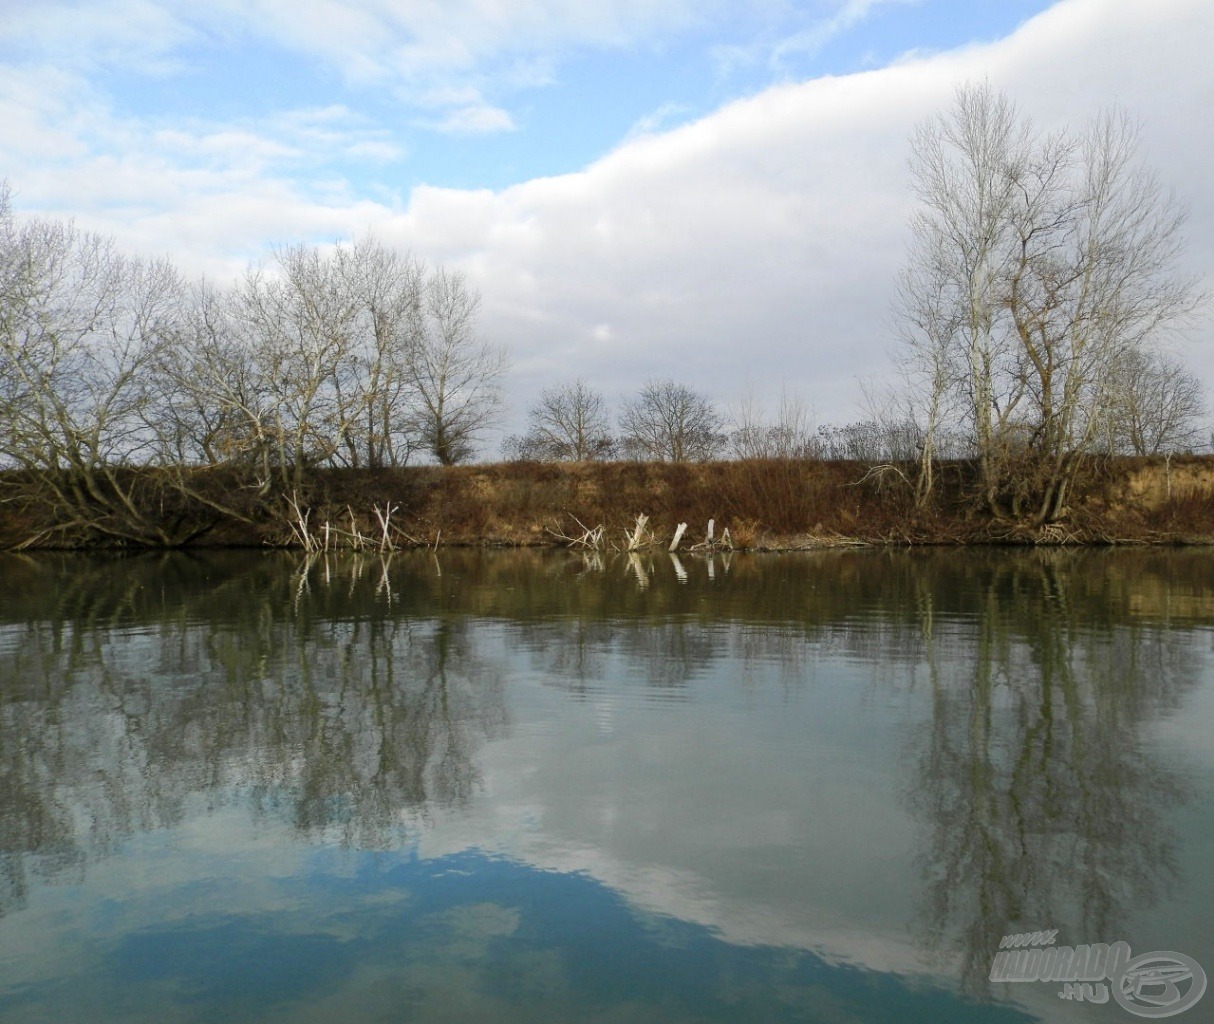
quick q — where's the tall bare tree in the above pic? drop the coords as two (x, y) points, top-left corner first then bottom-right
(233, 244), (363, 487)
(155, 238), (431, 485)
(0, 197), (193, 544)
(898, 84), (1201, 523)
(404, 268), (507, 465)
(618, 379), (724, 462)
(503, 379), (614, 461)
(336, 236), (425, 468)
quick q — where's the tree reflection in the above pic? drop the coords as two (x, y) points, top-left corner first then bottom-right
(0, 552), (507, 917)
(906, 550), (1194, 996)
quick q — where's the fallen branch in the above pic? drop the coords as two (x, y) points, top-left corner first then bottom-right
(284, 492), (320, 551)
(546, 513), (607, 550)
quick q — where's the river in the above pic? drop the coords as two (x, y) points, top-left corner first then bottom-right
(0, 548), (1210, 1022)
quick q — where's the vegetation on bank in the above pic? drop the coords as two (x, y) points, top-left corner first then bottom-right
(1, 455), (1211, 551)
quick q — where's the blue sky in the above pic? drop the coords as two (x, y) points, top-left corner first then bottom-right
(0, 0), (1209, 440)
(2, 1), (1057, 196)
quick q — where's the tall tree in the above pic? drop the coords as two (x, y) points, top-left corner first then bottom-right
(898, 84), (1201, 523)
(404, 268), (507, 466)
(0, 192), (192, 544)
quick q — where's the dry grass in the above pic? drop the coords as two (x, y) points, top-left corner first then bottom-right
(2, 455), (1213, 550)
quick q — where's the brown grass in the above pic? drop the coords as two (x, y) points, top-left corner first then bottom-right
(2, 455), (1213, 549)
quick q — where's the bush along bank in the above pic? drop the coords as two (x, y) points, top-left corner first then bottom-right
(0, 455), (1212, 551)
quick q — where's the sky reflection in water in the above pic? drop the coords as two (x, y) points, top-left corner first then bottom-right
(0, 548), (1211, 1023)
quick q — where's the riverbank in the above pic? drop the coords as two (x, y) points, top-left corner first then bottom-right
(1, 455), (1212, 550)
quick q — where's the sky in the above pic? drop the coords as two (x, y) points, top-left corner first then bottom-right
(1, 0), (1211, 450)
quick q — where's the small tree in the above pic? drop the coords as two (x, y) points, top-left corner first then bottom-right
(618, 379), (724, 462)
(1105, 347), (1205, 455)
(503, 379), (614, 461)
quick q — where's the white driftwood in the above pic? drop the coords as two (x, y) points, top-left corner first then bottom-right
(625, 514), (651, 551)
(373, 503), (399, 551)
(691, 518), (731, 554)
(284, 492), (320, 551)
(669, 522), (688, 552)
(547, 513), (606, 550)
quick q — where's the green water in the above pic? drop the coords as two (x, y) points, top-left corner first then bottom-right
(0, 548), (1211, 1023)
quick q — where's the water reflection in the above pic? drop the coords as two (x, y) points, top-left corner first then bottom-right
(0, 547), (1210, 1022)
(904, 551), (1195, 997)
(0, 552), (510, 920)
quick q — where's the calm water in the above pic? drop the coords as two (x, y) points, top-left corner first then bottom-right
(0, 548), (1211, 1023)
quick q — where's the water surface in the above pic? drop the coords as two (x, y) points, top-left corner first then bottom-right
(0, 548), (1211, 1022)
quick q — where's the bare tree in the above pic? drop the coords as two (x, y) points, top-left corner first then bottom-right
(898, 83), (1202, 524)
(1104, 347), (1205, 455)
(336, 236), (425, 468)
(404, 268), (507, 465)
(231, 244), (366, 488)
(0, 199), (196, 544)
(155, 238), (431, 485)
(618, 379), (725, 462)
(0, 186), (510, 542)
(148, 278), (281, 490)
(156, 241), (503, 479)
(503, 379), (614, 461)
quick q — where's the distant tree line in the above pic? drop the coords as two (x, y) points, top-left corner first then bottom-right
(501, 377), (966, 465)
(0, 181), (506, 543)
(504, 349), (1206, 475)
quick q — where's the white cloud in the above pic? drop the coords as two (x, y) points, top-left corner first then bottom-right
(345, 140), (406, 162)
(771, 0), (920, 70)
(0, 0), (711, 137)
(0, 0), (195, 74)
(228, 0), (705, 77)
(405, 85), (519, 134)
(417, 103), (517, 135)
(710, 0), (919, 82)
(625, 102), (695, 140)
(154, 128), (302, 166)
